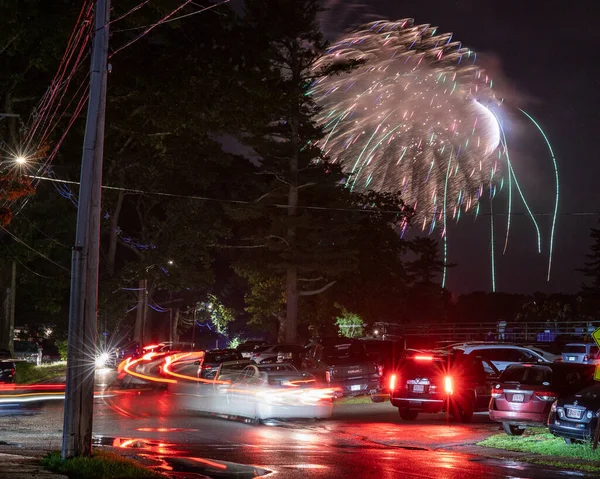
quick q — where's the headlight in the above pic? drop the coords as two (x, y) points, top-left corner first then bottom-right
(587, 411), (593, 419)
(95, 353), (109, 368)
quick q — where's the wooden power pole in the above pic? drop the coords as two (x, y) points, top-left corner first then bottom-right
(62, 0), (110, 459)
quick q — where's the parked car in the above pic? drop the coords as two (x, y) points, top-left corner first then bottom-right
(237, 341), (268, 359)
(489, 363), (596, 436)
(561, 343), (599, 364)
(389, 351), (499, 422)
(251, 344), (302, 365)
(548, 383), (600, 444)
(276, 345), (307, 368)
(0, 360), (16, 383)
(302, 339), (380, 397)
(197, 349), (243, 379)
(357, 339), (403, 402)
(449, 342), (559, 371)
(13, 341), (42, 366)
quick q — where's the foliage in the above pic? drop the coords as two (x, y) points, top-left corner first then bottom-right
(227, 335), (243, 349)
(15, 361), (66, 384)
(335, 305), (364, 338)
(56, 339), (68, 361)
(196, 294), (236, 336)
(42, 451), (162, 479)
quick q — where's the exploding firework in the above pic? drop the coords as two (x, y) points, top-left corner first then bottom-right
(312, 19), (503, 234)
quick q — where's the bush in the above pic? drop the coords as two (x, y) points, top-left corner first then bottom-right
(56, 340), (68, 361)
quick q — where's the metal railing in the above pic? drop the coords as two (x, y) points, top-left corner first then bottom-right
(373, 320), (600, 344)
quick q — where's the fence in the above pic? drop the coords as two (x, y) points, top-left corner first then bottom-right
(372, 320), (600, 346)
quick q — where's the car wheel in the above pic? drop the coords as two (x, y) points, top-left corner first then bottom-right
(370, 393), (386, 403)
(398, 408), (419, 420)
(502, 422), (525, 436)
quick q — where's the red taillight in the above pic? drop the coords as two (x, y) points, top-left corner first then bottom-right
(201, 364), (212, 370)
(491, 388), (503, 398)
(378, 365), (384, 377)
(325, 371), (331, 383)
(534, 391), (558, 401)
(389, 374), (397, 391)
(414, 355), (433, 361)
(444, 376), (453, 395)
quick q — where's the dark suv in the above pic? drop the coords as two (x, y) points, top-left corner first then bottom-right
(389, 351), (499, 422)
(303, 339), (380, 397)
(197, 349), (243, 379)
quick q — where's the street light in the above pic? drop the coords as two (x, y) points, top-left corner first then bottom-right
(15, 156), (27, 164)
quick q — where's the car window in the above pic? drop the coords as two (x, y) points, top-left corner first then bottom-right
(206, 352), (240, 363)
(500, 365), (552, 385)
(323, 343), (369, 362)
(481, 360), (498, 377)
(564, 345), (587, 354)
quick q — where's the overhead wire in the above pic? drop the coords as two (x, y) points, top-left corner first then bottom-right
(0, 226), (70, 272)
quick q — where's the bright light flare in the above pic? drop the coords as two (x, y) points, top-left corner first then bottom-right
(444, 376), (453, 395)
(95, 352), (109, 368)
(15, 156), (27, 164)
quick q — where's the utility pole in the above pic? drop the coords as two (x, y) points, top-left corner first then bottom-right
(62, 0), (110, 459)
(8, 260), (15, 355)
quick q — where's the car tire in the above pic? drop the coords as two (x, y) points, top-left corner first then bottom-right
(398, 408), (419, 420)
(450, 396), (474, 423)
(502, 422), (525, 436)
(370, 393), (386, 403)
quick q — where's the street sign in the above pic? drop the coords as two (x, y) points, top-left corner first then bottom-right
(593, 327), (600, 381)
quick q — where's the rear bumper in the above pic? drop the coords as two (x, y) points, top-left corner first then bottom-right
(549, 423), (593, 440)
(489, 409), (548, 425)
(329, 377), (380, 397)
(391, 396), (445, 413)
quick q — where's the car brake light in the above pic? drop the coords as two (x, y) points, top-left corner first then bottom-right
(534, 391), (558, 401)
(325, 371), (331, 383)
(201, 364), (212, 369)
(491, 388), (503, 398)
(444, 376), (453, 395)
(378, 365), (384, 376)
(389, 374), (397, 391)
(414, 355), (433, 361)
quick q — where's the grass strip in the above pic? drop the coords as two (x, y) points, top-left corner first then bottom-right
(15, 362), (66, 384)
(334, 395), (374, 405)
(477, 428), (600, 473)
(42, 450), (163, 479)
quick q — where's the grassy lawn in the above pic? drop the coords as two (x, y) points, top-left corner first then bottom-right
(15, 361), (66, 384)
(478, 427), (600, 473)
(42, 451), (163, 479)
(334, 395), (374, 405)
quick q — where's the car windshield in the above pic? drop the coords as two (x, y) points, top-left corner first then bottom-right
(257, 364), (297, 373)
(205, 352), (239, 363)
(500, 365), (552, 385)
(14, 341), (38, 353)
(323, 343), (368, 362)
(564, 345), (587, 353)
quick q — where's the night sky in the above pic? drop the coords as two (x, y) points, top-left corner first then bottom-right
(319, 0), (600, 295)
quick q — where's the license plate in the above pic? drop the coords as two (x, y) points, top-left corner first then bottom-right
(568, 356), (576, 361)
(350, 384), (362, 391)
(413, 384), (425, 393)
(567, 408), (583, 419)
(512, 393), (524, 402)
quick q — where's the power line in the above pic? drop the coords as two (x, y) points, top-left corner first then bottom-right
(27, 174), (600, 217)
(3, 245), (65, 279)
(0, 226), (70, 272)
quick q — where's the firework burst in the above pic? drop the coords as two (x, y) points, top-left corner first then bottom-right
(312, 19), (503, 233)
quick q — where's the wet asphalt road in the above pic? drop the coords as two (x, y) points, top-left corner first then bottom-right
(0, 384), (594, 479)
